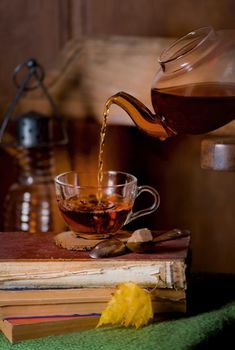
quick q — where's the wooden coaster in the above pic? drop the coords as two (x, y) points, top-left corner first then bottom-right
(54, 231), (100, 251)
(54, 230), (131, 251)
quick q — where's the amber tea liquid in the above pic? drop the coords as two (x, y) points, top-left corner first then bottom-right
(151, 82), (235, 134)
(96, 99), (112, 208)
(58, 194), (131, 237)
(97, 100), (111, 187)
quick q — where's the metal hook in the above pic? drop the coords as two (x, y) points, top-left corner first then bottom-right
(0, 58), (68, 145)
(13, 59), (45, 91)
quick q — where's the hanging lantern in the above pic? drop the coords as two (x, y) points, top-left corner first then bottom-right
(0, 59), (68, 233)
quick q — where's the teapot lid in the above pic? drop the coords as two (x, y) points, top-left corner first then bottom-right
(158, 26), (217, 72)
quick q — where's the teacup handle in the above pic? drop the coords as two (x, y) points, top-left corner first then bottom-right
(125, 185), (160, 225)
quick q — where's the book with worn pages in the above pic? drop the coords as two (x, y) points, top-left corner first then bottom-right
(0, 231), (190, 290)
(0, 287), (187, 343)
(0, 231), (190, 342)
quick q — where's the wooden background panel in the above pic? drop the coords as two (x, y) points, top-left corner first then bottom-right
(18, 36), (175, 126)
(71, 0), (235, 37)
(0, 0), (71, 104)
(1, 0), (235, 103)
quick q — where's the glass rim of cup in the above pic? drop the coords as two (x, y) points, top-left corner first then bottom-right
(54, 170), (138, 189)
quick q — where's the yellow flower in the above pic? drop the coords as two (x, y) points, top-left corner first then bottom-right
(97, 282), (153, 329)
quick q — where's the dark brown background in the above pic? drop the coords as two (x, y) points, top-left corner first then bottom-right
(1, 0), (235, 274)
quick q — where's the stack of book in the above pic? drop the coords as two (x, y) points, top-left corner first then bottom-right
(0, 231), (190, 343)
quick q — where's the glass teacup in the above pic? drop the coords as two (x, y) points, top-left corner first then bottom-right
(55, 171), (160, 240)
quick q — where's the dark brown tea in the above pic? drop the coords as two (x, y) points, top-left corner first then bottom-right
(151, 82), (235, 134)
(57, 194), (131, 238)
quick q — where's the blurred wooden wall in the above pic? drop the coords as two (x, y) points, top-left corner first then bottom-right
(1, 0), (235, 274)
(1, 0), (235, 100)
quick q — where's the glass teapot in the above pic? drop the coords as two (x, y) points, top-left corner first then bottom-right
(107, 27), (235, 140)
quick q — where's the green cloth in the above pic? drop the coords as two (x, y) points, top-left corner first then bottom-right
(1, 302), (235, 350)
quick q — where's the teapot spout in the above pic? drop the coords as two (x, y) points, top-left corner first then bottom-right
(106, 92), (174, 140)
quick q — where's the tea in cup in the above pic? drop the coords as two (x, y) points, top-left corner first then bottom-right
(55, 171), (160, 240)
